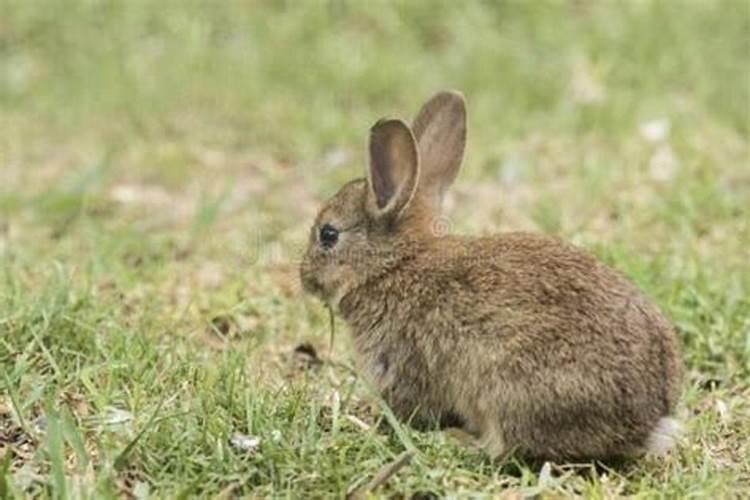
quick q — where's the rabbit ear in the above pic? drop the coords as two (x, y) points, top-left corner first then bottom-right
(366, 119), (420, 221)
(412, 90), (466, 209)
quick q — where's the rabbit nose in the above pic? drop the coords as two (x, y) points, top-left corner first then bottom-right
(299, 268), (323, 296)
(301, 275), (316, 294)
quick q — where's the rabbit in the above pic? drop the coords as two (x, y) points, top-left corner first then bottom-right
(299, 90), (683, 461)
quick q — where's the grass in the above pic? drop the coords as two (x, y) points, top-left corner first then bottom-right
(1, 0), (749, 497)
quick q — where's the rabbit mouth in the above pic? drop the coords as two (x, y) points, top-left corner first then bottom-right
(300, 273), (340, 308)
(321, 286), (346, 312)
(302, 277), (347, 312)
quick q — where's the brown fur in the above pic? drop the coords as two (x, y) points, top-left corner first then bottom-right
(300, 91), (682, 461)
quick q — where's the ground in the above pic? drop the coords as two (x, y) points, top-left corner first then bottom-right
(1, 1), (749, 498)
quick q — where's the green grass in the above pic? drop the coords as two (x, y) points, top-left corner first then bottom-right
(1, 0), (749, 497)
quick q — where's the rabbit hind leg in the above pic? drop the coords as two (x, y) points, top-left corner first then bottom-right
(445, 419), (508, 459)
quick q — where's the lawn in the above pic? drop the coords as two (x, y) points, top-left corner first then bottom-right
(1, 0), (749, 498)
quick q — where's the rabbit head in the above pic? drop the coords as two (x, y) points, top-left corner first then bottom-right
(300, 91), (466, 310)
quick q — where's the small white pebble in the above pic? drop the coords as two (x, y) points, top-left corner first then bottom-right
(639, 118), (671, 143)
(104, 408), (134, 425)
(230, 433), (260, 452)
(538, 461), (554, 487)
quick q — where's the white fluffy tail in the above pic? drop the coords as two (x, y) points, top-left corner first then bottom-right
(646, 417), (683, 456)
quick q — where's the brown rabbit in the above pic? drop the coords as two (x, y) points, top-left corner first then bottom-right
(300, 91), (682, 461)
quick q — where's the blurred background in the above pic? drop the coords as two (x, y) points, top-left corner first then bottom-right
(1, 1), (749, 496)
(3, 1), (748, 235)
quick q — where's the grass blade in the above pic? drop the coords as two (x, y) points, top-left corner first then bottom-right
(45, 406), (68, 499)
(114, 397), (166, 471)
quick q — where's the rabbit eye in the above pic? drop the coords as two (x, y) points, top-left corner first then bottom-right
(319, 224), (339, 249)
